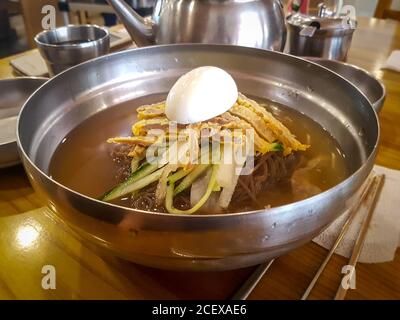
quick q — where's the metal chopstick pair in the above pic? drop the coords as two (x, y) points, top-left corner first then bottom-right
(301, 174), (384, 300)
(231, 174), (384, 300)
(333, 174), (384, 300)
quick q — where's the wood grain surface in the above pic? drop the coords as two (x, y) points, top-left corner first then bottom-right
(0, 17), (399, 299)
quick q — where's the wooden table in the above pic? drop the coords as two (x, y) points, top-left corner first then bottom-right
(1, 17), (399, 300)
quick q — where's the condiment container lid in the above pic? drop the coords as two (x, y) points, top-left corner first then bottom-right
(287, 13), (357, 34)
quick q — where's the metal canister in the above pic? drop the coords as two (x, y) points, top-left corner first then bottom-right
(286, 12), (356, 61)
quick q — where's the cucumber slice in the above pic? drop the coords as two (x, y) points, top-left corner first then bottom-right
(102, 162), (160, 201)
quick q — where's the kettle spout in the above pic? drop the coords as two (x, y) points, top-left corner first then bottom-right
(106, 0), (154, 46)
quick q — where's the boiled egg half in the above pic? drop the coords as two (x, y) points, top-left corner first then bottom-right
(165, 66), (238, 124)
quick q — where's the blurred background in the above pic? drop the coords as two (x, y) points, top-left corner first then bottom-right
(0, 0), (400, 59)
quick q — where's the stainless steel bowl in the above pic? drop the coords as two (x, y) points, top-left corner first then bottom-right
(307, 57), (386, 113)
(35, 25), (110, 76)
(17, 45), (379, 271)
(0, 77), (47, 168)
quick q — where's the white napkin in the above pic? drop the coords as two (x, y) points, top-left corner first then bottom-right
(382, 50), (400, 72)
(313, 165), (400, 263)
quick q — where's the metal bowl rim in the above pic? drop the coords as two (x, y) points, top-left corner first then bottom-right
(17, 43), (380, 219)
(305, 57), (386, 107)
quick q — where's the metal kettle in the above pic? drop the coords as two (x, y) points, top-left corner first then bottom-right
(106, 0), (287, 51)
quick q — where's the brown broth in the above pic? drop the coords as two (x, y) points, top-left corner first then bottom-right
(49, 94), (349, 213)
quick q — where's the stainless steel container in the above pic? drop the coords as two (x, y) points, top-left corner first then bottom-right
(106, 0), (287, 51)
(286, 13), (356, 61)
(17, 45), (378, 271)
(35, 25), (110, 76)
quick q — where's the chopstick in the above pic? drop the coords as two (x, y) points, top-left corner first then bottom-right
(301, 174), (378, 300)
(231, 174), (384, 301)
(334, 174), (385, 300)
(230, 259), (275, 300)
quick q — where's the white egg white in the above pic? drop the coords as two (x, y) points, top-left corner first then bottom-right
(165, 66), (238, 124)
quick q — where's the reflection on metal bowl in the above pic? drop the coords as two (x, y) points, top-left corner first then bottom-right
(17, 45), (378, 271)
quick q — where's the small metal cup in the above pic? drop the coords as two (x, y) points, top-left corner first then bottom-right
(35, 25), (110, 76)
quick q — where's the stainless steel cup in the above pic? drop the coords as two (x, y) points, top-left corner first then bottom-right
(35, 25), (110, 76)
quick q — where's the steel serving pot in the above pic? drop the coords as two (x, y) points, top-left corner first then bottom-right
(17, 44), (379, 271)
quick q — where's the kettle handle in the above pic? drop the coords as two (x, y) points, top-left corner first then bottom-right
(337, 0), (344, 16)
(332, 0), (344, 17)
(106, 0), (155, 46)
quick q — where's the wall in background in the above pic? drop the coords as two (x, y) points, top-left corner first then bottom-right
(284, 0), (399, 17)
(344, 0), (378, 17)
(344, 0), (400, 17)
(393, 0), (400, 10)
